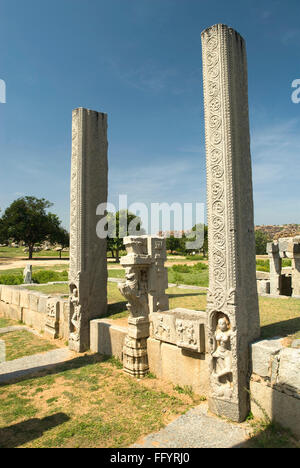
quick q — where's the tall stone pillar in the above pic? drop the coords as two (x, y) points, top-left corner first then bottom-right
(201, 24), (260, 422)
(69, 108), (108, 352)
(267, 242), (282, 296)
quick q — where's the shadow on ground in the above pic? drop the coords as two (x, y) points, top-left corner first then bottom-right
(0, 353), (112, 387)
(0, 413), (70, 448)
(261, 317), (300, 339)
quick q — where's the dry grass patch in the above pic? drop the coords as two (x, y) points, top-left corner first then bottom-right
(0, 330), (58, 361)
(0, 354), (194, 448)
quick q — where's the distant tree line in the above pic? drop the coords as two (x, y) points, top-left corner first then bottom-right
(0, 196), (69, 259)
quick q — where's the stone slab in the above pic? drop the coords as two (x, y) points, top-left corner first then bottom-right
(278, 347), (300, 392)
(132, 403), (249, 448)
(251, 338), (283, 378)
(147, 337), (210, 397)
(90, 319), (128, 360)
(250, 380), (300, 439)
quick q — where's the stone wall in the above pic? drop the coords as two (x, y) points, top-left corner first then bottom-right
(0, 285), (69, 340)
(250, 338), (300, 438)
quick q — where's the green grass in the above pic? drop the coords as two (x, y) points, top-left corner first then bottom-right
(26, 284), (69, 296)
(0, 329), (58, 361)
(0, 247), (69, 259)
(248, 418), (298, 448)
(0, 354), (193, 448)
(26, 280), (300, 342)
(0, 317), (18, 328)
(256, 258), (292, 273)
(168, 262), (209, 287)
(0, 269), (68, 285)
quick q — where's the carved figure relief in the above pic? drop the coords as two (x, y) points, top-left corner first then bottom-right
(211, 315), (233, 399)
(69, 286), (81, 342)
(118, 267), (149, 318)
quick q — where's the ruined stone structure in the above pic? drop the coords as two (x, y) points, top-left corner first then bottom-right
(267, 237), (300, 297)
(45, 298), (60, 339)
(201, 24), (260, 422)
(69, 108), (108, 352)
(118, 236), (169, 377)
(23, 264), (32, 284)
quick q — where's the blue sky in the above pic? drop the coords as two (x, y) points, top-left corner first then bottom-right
(0, 0), (299, 231)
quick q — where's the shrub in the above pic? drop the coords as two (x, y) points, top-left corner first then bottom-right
(192, 262), (208, 271)
(171, 264), (191, 273)
(32, 270), (68, 284)
(0, 274), (23, 285)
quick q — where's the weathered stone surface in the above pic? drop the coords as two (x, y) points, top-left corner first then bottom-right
(257, 280), (270, 295)
(11, 289), (20, 307)
(267, 237), (300, 297)
(23, 264), (32, 284)
(147, 337), (210, 397)
(69, 108), (108, 352)
(150, 308), (207, 354)
(19, 290), (30, 309)
(250, 380), (300, 439)
(90, 319), (127, 360)
(45, 298), (60, 339)
(118, 236), (169, 377)
(278, 348), (300, 391)
(29, 293), (40, 312)
(251, 338), (283, 378)
(202, 24), (260, 422)
(291, 339), (300, 349)
(0, 340), (5, 363)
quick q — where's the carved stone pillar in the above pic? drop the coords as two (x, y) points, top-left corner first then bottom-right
(202, 24), (260, 422)
(118, 236), (168, 377)
(267, 242), (282, 296)
(69, 108), (108, 352)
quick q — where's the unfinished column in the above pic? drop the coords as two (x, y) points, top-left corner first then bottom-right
(69, 108), (108, 352)
(202, 24), (260, 422)
(267, 242), (282, 295)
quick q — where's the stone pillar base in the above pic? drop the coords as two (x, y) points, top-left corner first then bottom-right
(123, 336), (149, 378)
(208, 397), (248, 423)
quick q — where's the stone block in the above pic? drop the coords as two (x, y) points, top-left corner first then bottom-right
(8, 304), (22, 322)
(257, 280), (270, 294)
(150, 308), (207, 354)
(38, 294), (49, 314)
(19, 290), (30, 309)
(147, 337), (210, 397)
(250, 380), (300, 439)
(251, 338), (283, 378)
(278, 348), (300, 392)
(1, 286), (12, 304)
(29, 293), (40, 312)
(11, 289), (20, 306)
(90, 319), (128, 360)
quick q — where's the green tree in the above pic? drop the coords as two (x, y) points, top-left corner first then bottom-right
(0, 196), (68, 259)
(166, 235), (185, 254)
(255, 229), (270, 255)
(106, 210), (145, 263)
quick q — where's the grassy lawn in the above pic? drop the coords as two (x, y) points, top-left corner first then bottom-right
(0, 247), (69, 259)
(0, 330), (58, 361)
(0, 355), (196, 448)
(26, 282), (300, 341)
